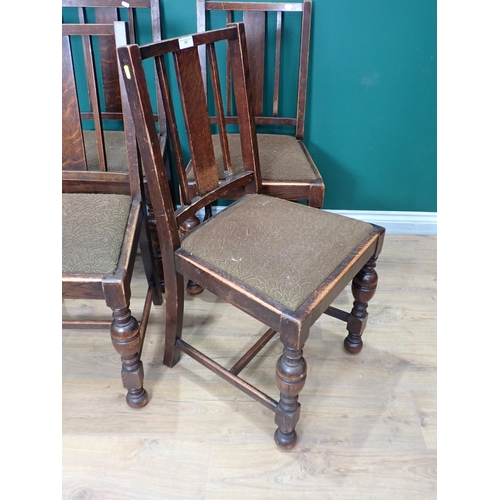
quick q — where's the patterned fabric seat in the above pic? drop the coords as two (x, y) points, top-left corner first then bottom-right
(180, 194), (373, 311)
(187, 133), (320, 183)
(62, 193), (131, 274)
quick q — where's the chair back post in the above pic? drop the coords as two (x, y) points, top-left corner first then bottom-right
(296, 0), (312, 140)
(114, 21), (142, 199)
(227, 22), (261, 192)
(118, 43), (181, 261)
(119, 42), (186, 322)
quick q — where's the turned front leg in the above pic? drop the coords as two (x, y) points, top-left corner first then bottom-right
(274, 346), (307, 449)
(344, 256), (379, 354)
(110, 307), (148, 408)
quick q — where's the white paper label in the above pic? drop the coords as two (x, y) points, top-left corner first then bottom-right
(179, 36), (194, 50)
(121, 1), (130, 8)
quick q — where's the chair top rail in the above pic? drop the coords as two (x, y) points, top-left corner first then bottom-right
(62, 23), (116, 36)
(62, 0), (151, 8)
(139, 26), (239, 60)
(204, 2), (306, 12)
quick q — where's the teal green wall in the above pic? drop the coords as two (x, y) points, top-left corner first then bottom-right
(159, 1), (437, 212)
(64, 0), (437, 212)
(306, 1), (437, 212)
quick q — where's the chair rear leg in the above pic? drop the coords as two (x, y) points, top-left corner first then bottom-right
(163, 272), (185, 368)
(344, 256), (379, 354)
(180, 216), (204, 295)
(308, 181), (325, 209)
(110, 306), (148, 408)
(139, 218), (163, 306)
(274, 345), (308, 449)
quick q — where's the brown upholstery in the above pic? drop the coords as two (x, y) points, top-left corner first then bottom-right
(83, 130), (128, 172)
(180, 194), (373, 311)
(62, 193), (132, 274)
(186, 133), (320, 183)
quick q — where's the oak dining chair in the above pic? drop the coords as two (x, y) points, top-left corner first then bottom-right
(118, 22), (384, 447)
(62, 21), (162, 408)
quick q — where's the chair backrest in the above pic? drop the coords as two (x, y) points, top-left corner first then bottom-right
(117, 23), (260, 269)
(197, 0), (312, 140)
(62, 21), (141, 196)
(62, 0), (166, 146)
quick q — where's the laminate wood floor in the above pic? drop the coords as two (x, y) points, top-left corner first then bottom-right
(62, 234), (437, 499)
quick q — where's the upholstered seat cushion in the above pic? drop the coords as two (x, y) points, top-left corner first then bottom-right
(62, 193), (132, 274)
(180, 195), (373, 311)
(186, 133), (320, 182)
(83, 130), (128, 172)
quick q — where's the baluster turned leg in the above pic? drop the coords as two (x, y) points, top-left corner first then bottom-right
(110, 307), (148, 408)
(344, 256), (379, 354)
(180, 216), (204, 295)
(274, 346), (307, 449)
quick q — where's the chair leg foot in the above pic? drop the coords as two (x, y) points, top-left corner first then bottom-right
(126, 388), (149, 408)
(344, 256), (379, 355)
(274, 346), (307, 450)
(186, 280), (204, 295)
(344, 334), (363, 354)
(274, 428), (297, 449)
(110, 307), (148, 407)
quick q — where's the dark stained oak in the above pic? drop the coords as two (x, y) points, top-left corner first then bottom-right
(118, 22), (385, 448)
(192, 0), (324, 209)
(63, 0), (171, 290)
(62, 21), (163, 408)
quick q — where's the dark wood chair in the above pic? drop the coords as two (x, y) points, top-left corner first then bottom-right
(62, 0), (171, 289)
(62, 21), (163, 408)
(118, 23), (384, 447)
(188, 0), (324, 210)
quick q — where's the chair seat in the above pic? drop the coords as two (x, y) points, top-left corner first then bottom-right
(179, 194), (373, 311)
(83, 130), (128, 172)
(62, 193), (132, 274)
(186, 133), (320, 183)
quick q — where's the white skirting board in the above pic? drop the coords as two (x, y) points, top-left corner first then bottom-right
(326, 210), (437, 235)
(197, 207), (437, 235)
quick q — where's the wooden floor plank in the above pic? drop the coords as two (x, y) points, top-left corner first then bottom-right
(204, 445), (436, 500)
(62, 235), (437, 498)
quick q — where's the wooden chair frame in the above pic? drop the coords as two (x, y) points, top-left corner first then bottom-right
(191, 0), (324, 209)
(62, 0), (166, 154)
(118, 22), (384, 447)
(62, 21), (162, 408)
(63, 0), (172, 289)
